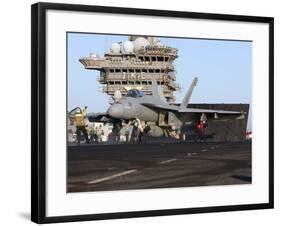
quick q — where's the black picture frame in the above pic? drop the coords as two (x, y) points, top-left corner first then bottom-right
(31, 2), (274, 224)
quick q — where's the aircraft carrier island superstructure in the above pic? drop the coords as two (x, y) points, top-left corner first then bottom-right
(76, 35), (249, 142)
(79, 36), (179, 102)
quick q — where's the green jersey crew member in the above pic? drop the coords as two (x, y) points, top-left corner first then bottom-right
(75, 106), (89, 144)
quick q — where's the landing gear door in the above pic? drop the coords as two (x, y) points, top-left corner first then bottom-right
(158, 111), (169, 126)
(168, 112), (181, 129)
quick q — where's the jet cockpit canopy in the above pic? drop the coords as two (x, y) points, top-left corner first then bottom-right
(126, 89), (145, 98)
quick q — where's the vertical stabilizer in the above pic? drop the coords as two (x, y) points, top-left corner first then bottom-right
(180, 77), (198, 109)
(152, 79), (162, 101)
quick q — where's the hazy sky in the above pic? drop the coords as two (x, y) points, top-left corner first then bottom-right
(67, 33), (252, 128)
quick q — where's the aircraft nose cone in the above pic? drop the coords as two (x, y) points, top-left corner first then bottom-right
(107, 105), (124, 119)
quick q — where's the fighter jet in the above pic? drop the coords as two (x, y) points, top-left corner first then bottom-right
(88, 78), (245, 138)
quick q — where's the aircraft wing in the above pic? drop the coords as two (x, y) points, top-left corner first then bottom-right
(142, 103), (243, 115)
(141, 103), (178, 111)
(178, 108), (243, 114)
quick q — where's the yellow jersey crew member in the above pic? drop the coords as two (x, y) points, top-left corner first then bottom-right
(75, 106), (90, 144)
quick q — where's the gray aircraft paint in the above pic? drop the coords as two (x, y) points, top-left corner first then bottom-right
(107, 78), (243, 130)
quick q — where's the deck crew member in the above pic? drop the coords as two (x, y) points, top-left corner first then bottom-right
(75, 106), (89, 144)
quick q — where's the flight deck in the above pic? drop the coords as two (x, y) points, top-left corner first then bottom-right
(67, 141), (251, 193)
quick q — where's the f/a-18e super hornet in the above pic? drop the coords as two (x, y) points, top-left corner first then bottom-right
(88, 78), (246, 138)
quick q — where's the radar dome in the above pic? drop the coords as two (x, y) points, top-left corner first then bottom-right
(121, 41), (134, 53)
(89, 53), (97, 58)
(133, 37), (150, 51)
(110, 42), (121, 53)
